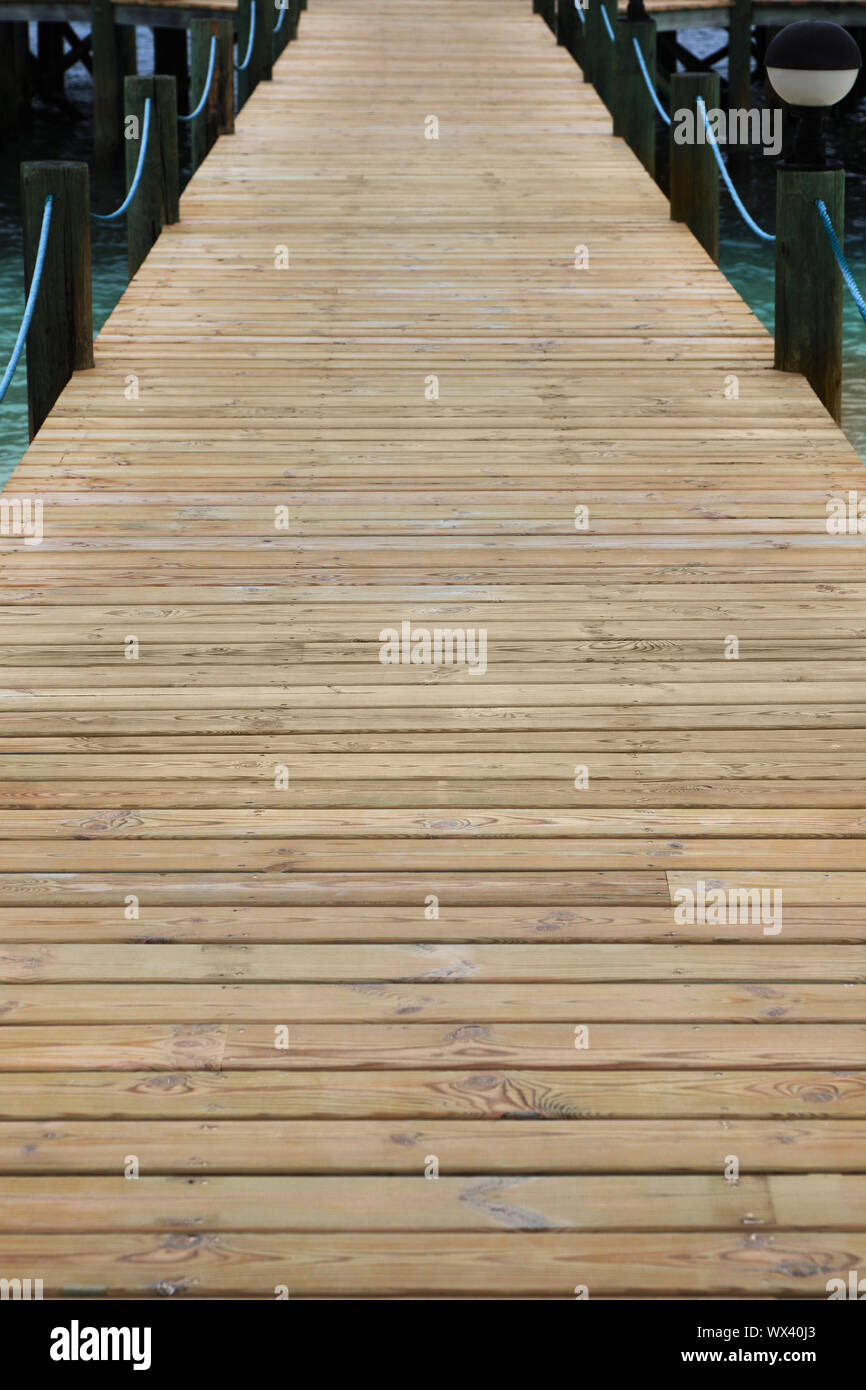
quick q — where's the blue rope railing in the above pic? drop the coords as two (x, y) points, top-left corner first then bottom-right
(179, 35), (217, 122)
(575, 1), (585, 22)
(632, 35), (671, 126)
(815, 198), (866, 325)
(91, 97), (152, 222)
(235, 2), (257, 70)
(696, 96), (775, 243)
(600, 4), (615, 41)
(274, 1), (287, 33)
(0, 195), (53, 404)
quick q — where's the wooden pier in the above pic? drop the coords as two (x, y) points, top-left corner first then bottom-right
(2, 0), (866, 1300)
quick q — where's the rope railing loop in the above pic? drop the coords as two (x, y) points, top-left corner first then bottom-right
(0, 194), (53, 404)
(632, 35), (670, 126)
(179, 34), (217, 122)
(696, 96), (775, 243)
(91, 97), (153, 222)
(600, 4), (615, 41)
(815, 198), (866, 325)
(235, 1), (257, 71)
(274, 0), (287, 33)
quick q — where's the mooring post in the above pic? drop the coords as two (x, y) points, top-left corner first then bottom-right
(237, 0), (272, 108)
(20, 161), (93, 438)
(190, 20), (233, 172)
(582, 0), (599, 84)
(614, 16), (657, 177)
(215, 20), (235, 131)
(272, 1), (291, 58)
(775, 167), (844, 422)
(567, 3), (585, 65)
(253, 0), (273, 84)
(154, 26), (190, 113)
(557, 0), (573, 53)
(124, 74), (179, 279)
(669, 72), (720, 262)
(591, 0), (616, 111)
(727, 0), (752, 175)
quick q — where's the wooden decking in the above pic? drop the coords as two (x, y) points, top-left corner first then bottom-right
(2, 0), (866, 1300)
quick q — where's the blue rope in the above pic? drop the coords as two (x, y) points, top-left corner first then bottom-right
(600, 4), (615, 41)
(179, 35), (217, 122)
(235, 1), (257, 71)
(696, 96), (775, 243)
(92, 97), (152, 222)
(0, 195), (53, 404)
(274, 2), (286, 33)
(575, 1), (585, 22)
(632, 36), (671, 126)
(815, 198), (866, 324)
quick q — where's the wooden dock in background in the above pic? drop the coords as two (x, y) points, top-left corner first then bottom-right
(2, 0), (866, 1299)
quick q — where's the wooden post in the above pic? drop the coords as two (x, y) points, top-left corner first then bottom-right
(775, 166), (844, 422)
(20, 162), (93, 438)
(566, 4), (585, 65)
(592, 0), (616, 112)
(273, 1), (292, 57)
(557, 0), (572, 53)
(582, 0), (599, 85)
(91, 0), (123, 163)
(215, 20), (234, 133)
(124, 74), (179, 279)
(614, 18), (657, 177)
(237, 0), (272, 109)
(190, 19), (231, 173)
(253, 0), (273, 86)
(669, 72), (719, 262)
(154, 26), (189, 113)
(237, 0), (253, 107)
(0, 22), (32, 130)
(727, 0), (752, 175)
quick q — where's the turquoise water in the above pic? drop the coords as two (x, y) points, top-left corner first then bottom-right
(2, 26), (866, 483)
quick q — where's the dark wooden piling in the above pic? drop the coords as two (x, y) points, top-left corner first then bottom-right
(237, 0), (272, 109)
(124, 74), (179, 279)
(727, 0), (752, 175)
(589, 0), (616, 111)
(669, 71), (720, 263)
(775, 167), (844, 422)
(0, 22), (32, 131)
(614, 18), (657, 177)
(91, 0), (123, 163)
(190, 19), (233, 172)
(20, 162), (93, 438)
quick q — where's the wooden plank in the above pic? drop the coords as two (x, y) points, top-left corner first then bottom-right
(0, 1232), (862, 1298)
(2, 0), (866, 1300)
(4, 1119), (866, 1170)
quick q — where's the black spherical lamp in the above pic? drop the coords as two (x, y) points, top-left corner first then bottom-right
(766, 21), (862, 166)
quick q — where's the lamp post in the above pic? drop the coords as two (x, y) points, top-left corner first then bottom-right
(767, 21), (861, 420)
